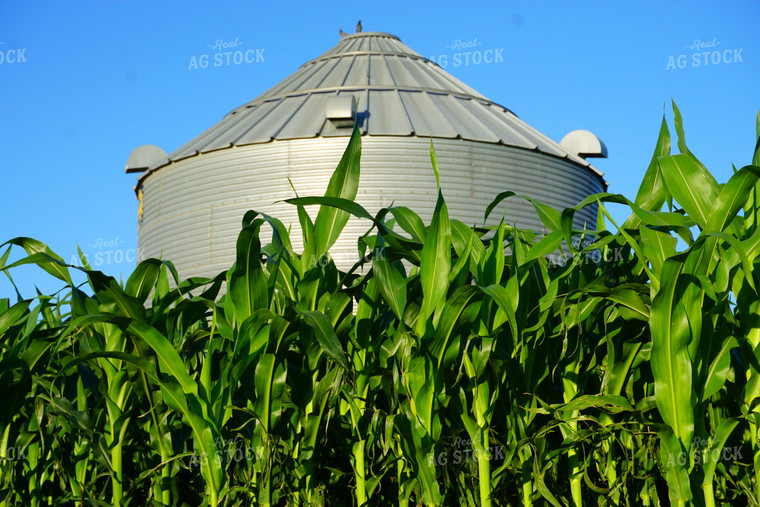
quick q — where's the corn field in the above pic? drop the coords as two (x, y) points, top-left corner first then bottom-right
(2, 103), (760, 506)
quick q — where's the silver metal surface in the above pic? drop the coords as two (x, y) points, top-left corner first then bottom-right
(138, 137), (605, 280)
(125, 145), (168, 173)
(560, 130), (609, 159)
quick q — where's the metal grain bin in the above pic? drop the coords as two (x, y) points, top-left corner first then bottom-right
(128, 31), (607, 280)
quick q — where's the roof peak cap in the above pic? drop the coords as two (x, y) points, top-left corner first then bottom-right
(341, 31), (400, 41)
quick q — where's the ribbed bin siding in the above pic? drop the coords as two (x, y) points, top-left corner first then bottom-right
(138, 136), (605, 281)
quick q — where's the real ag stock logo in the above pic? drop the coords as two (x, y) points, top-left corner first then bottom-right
(666, 37), (743, 70)
(188, 37), (265, 70)
(428, 435), (505, 467)
(1, 446), (27, 461)
(665, 436), (743, 468)
(68, 236), (145, 267)
(428, 37), (504, 69)
(188, 436), (263, 467)
(0, 41), (28, 65)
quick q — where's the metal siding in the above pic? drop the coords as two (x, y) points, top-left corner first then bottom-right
(139, 137), (604, 281)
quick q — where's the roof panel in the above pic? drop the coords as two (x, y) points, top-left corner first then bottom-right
(429, 95), (500, 143)
(368, 54), (394, 85)
(294, 59), (339, 91)
(344, 55), (369, 86)
(199, 108), (256, 153)
(398, 91), (458, 138)
(366, 90), (413, 135)
(236, 96), (308, 145)
(381, 56), (419, 88)
(276, 93), (329, 139)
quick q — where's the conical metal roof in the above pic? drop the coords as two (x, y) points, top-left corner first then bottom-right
(145, 31), (602, 177)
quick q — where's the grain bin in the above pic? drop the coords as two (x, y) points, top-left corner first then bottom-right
(127, 31), (607, 280)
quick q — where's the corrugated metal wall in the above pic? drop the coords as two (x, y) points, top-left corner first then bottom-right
(138, 136), (604, 280)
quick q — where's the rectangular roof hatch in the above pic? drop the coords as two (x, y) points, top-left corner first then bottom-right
(326, 95), (356, 129)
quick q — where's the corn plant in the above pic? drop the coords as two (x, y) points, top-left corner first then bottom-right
(1, 108), (760, 506)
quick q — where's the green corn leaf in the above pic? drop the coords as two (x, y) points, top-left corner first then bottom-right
(525, 230), (564, 263)
(707, 231), (755, 291)
(533, 456), (564, 507)
(639, 226), (677, 273)
(288, 176), (314, 247)
(658, 427), (693, 503)
(253, 352), (288, 433)
(484, 191), (516, 224)
(285, 196), (374, 222)
(416, 190), (451, 336)
(628, 202), (690, 230)
(556, 394), (634, 414)
(298, 203), (314, 245)
(603, 287), (650, 321)
(307, 123), (362, 260)
(451, 219), (485, 268)
(651, 257), (695, 448)
(429, 285), (479, 366)
(0, 299), (31, 337)
(754, 108), (760, 166)
(702, 335), (739, 401)
(126, 320), (201, 397)
(448, 226), (472, 287)
(524, 196), (563, 232)
(61, 346), (224, 503)
(480, 218), (505, 286)
(87, 270), (146, 319)
(658, 154), (720, 230)
(700, 417), (739, 486)
(0, 237), (73, 285)
(634, 114), (671, 211)
(301, 310), (348, 370)
(228, 214), (268, 326)
(0, 244), (10, 272)
(388, 206), (427, 242)
(373, 256), (407, 321)
(430, 139), (441, 190)
(124, 258), (162, 303)
(259, 212), (295, 255)
(480, 283), (518, 339)
(20, 333), (57, 371)
(706, 165), (760, 233)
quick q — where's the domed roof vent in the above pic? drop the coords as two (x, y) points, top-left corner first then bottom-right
(560, 130), (608, 159)
(125, 145), (168, 173)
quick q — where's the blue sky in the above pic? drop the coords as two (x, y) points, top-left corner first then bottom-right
(1, 0), (758, 297)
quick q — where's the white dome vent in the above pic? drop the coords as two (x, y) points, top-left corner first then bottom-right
(560, 130), (608, 159)
(125, 145), (168, 173)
